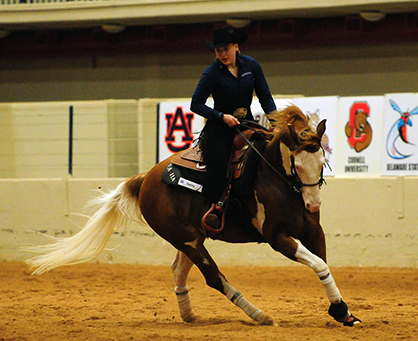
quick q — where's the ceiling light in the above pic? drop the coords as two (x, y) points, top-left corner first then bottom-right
(0, 29), (10, 39)
(360, 11), (386, 22)
(102, 24), (126, 34)
(226, 19), (251, 28)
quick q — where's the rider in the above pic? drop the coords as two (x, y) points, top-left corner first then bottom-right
(190, 26), (278, 229)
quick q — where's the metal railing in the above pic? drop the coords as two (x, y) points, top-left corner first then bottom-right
(0, 0), (108, 4)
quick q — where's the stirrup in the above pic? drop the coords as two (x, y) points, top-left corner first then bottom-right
(205, 213), (220, 229)
(202, 203), (225, 234)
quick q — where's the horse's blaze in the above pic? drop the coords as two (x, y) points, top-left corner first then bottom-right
(294, 150), (325, 213)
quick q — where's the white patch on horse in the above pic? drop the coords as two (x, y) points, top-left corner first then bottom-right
(294, 149), (325, 213)
(252, 191), (265, 235)
(293, 237), (327, 273)
(184, 239), (198, 249)
(294, 149), (325, 186)
(279, 142), (292, 175)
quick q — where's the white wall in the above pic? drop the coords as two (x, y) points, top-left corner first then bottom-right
(2, 177), (417, 268)
(0, 100), (139, 178)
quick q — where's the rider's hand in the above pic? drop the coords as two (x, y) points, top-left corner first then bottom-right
(223, 114), (240, 127)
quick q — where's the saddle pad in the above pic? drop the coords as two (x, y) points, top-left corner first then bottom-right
(162, 163), (205, 193)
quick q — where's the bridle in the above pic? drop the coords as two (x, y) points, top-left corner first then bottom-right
(237, 120), (327, 193)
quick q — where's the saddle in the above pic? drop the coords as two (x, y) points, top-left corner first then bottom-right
(171, 128), (273, 179)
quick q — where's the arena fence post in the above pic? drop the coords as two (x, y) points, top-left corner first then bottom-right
(68, 105), (73, 176)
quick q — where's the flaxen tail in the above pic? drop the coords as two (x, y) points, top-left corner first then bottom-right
(22, 173), (147, 275)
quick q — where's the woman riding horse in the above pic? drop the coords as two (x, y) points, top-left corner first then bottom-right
(190, 26), (278, 229)
(23, 105), (361, 328)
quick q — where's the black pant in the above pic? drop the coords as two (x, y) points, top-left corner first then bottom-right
(199, 120), (235, 204)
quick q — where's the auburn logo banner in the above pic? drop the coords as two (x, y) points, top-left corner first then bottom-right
(157, 101), (205, 163)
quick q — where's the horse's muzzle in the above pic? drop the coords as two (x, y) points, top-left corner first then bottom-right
(302, 189), (321, 213)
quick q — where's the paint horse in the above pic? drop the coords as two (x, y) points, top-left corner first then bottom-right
(24, 105), (361, 327)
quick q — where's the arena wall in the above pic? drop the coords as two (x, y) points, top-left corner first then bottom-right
(1, 2), (417, 270)
(1, 176), (416, 268)
(2, 43), (418, 104)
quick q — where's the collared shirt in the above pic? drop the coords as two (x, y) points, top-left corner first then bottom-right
(190, 54), (276, 120)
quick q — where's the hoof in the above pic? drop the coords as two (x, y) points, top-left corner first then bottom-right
(328, 300), (361, 327)
(343, 314), (362, 327)
(328, 300), (348, 322)
(181, 311), (197, 323)
(257, 313), (278, 326)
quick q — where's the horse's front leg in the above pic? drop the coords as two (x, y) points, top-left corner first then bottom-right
(271, 233), (361, 326)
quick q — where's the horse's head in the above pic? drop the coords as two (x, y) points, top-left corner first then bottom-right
(279, 117), (326, 213)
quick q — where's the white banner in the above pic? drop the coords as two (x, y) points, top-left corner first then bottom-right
(336, 96), (384, 176)
(157, 101), (205, 163)
(382, 93), (418, 175)
(250, 98), (293, 129)
(292, 96), (339, 176)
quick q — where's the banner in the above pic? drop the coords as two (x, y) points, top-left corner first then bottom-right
(251, 98), (293, 129)
(156, 94), (418, 176)
(336, 96), (384, 176)
(382, 93), (418, 175)
(292, 96), (339, 176)
(157, 101), (206, 163)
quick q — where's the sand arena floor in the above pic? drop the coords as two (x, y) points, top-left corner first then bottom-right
(1, 262), (417, 340)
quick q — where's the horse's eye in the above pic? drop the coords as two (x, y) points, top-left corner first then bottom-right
(300, 131), (306, 138)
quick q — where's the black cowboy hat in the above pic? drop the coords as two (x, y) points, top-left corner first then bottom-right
(205, 26), (248, 49)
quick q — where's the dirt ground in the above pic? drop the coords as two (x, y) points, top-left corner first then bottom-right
(1, 262), (417, 341)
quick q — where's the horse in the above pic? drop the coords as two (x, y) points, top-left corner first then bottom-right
(23, 105), (361, 327)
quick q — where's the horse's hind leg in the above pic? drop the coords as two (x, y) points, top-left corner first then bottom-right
(177, 242), (277, 326)
(171, 251), (196, 322)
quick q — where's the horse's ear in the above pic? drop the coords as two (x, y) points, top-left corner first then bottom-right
(317, 119), (326, 139)
(289, 124), (299, 144)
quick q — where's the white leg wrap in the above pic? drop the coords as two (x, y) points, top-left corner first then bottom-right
(317, 269), (342, 304)
(223, 281), (262, 321)
(293, 238), (342, 304)
(175, 286), (196, 322)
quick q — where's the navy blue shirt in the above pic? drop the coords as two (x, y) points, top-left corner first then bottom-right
(190, 54), (276, 121)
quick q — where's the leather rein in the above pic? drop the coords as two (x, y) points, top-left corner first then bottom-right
(237, 120), (326, 193)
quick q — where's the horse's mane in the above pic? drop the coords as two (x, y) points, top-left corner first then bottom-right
(270, 105), (322, 154)
(269, 105), (307, 130)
